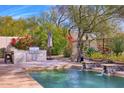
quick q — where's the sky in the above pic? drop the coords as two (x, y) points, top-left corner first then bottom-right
(0, 5), (123, 31)
(0, 5), (52, 19)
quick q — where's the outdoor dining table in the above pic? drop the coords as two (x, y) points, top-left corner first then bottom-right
(101, 64), (123, 75)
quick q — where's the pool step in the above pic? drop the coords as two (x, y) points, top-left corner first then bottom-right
(114, 71), (124, 77)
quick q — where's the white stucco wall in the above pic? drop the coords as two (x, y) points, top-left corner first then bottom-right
(0, 36), (18, 48)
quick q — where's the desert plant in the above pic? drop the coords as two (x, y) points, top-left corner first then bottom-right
(86, 47), (96, 57)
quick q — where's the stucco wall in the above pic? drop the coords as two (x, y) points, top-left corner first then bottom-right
(0, 36), (18, 48)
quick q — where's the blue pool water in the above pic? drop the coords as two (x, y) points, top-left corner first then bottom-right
(30, 69), (124, 88)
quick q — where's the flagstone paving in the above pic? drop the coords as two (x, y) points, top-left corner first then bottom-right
(0, 60), (80, 88)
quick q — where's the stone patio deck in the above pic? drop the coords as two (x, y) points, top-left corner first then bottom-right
(0, 64), (42, 88)
(0, 60), (78, 88)
(1, 59), (124, 88)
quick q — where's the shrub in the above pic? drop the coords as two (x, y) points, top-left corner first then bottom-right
(10, 38), (17, 46)
(90, 52), (109, 60)
(51, 28), (67, 55)
(109, 35), (124, 56)
(10, 35), (33, 50)
(32, 26), (68, 55)
(90, 52), (124, 62)
(86, 47), (96, 57)
(108, 54), (124, 62)
(117, 55), (124, 62)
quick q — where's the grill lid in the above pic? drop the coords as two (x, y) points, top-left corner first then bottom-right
(29, 47), (39, 54)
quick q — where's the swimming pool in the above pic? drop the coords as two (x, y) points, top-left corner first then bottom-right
(30, 69), (124, 88)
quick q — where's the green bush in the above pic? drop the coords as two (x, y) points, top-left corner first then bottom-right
(86, 47), (96, 57)
(90, 52), (103, 59)
(108, 54), (124, 62)
(51, 28), (67, 55)
(31, 29), (48, 49)
(30, 25), (68, 55)
(89, 52), (124, 62)
(109, 35), (124, 56)
(90, 52), (109, 60)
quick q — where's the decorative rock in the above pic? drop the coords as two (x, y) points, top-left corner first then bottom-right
(71, 65), (82, 69)
(24, 67), (45, 72)
(46, 67), (55, 71)
(64, 65), (72, 70)
(54, 66), (64, 70)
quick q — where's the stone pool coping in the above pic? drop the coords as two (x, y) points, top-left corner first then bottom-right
(1, 60), (124, 88)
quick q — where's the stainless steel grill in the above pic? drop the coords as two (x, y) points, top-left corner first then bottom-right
(29, 47), (39, 54)
(29, 47), (40, 61)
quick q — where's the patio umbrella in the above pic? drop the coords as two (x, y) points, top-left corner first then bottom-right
(47, 31), (53, 48)
(47, 31), (53, 59)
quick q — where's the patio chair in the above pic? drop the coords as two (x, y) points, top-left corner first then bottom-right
(4, 51), (14, 64)
(4, 45), (14, 64)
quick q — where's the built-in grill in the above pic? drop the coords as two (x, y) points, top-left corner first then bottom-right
(29, 47), (40, 61)
(29, 47), (39, 54)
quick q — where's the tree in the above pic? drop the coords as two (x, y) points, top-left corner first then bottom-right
(37, 10), (68, 55)
(0, 16), (28, 36)
(64, 5), (124, 62)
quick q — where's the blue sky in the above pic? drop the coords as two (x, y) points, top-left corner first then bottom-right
(0, 5), (52, 19)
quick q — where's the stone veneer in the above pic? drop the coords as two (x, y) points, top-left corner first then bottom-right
(11, 48), (47, 64)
